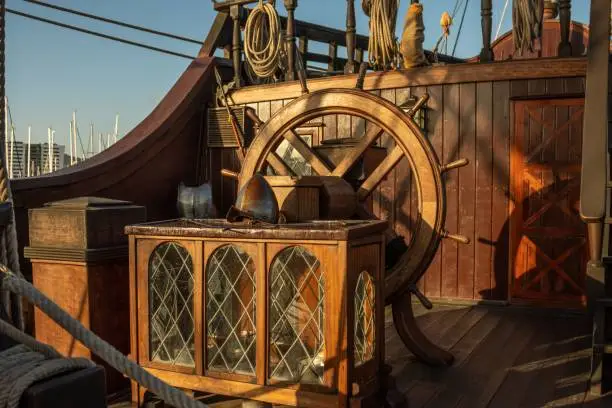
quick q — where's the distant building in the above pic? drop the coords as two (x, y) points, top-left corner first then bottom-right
(4, 142), (66, 178)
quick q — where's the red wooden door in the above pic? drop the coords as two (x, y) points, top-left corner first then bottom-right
(510, 98), (586, 307)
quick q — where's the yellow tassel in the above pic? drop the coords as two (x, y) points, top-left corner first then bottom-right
(440, 11), (452, 36)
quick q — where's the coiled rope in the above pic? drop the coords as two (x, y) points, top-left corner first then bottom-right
(365, 0), (401, 70)
(244, 0), (282, 79)
(0, 342), (94, 408)
(0, 268), (207, 408)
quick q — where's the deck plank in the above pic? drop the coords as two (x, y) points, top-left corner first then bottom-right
(458, 314), (539, 408)
(519, 317), (592, 407)
(487, 315), (558, 408)
(424, 311), (520, 408)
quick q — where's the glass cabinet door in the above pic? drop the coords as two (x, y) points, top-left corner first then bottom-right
(139, 240), (198, 372)
(205, 243), (257, 380)
(268, 246), (325, 385)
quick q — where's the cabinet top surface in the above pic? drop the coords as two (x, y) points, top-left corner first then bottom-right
(125, 218), (388, 241)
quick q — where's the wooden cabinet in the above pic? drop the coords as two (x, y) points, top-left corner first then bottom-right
(126, 219), (387, 407)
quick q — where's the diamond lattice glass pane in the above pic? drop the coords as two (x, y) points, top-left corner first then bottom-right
(149, 242), (195, 367)
(269, 246), (324, 384)
(206, 245), (256, 376)
(354, 271), (375, 366)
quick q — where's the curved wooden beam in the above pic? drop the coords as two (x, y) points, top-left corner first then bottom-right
(10, 16), (230, 279)
(391, 292), (454, 366)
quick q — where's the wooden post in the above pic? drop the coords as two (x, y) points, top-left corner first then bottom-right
(298, 35), (308, 67)
(557, 0), (572, 56)
(580, 0), (610, 310)
(284, 0), (297, 81)
(230, 5), (242, 87)
(25, 197), (146, 394)
(479, 0), (494, 62)
(328, 41), (338, 72)
(344, 0), (357, 74)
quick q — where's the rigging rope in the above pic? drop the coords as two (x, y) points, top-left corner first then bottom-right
(0, 268), (208, 408)
(366, 0), (400, 70)
(244, 0), (283, 79)
(512, 0), (544, 54)
(7, 9), (195, 60)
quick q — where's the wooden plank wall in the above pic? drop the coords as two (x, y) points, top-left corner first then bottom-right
(207, 76), (585, 302)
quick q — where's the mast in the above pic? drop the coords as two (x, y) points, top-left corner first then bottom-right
(8, 122), (13, 178)
(114, 114), (119, 144)
(51, 129), (55, 172)
(89, 123), (94, 158)
(98, 132), (102, 154)
(47, 127), (51, 173)
(26, 125), (30, 177)
(69, 121), (73, 165)
(72, 110), (77, 164)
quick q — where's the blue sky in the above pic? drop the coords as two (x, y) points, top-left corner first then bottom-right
(7, 0), (590, 146)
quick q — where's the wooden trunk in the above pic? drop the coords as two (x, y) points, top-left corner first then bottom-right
(126, 219), (387, 407)
(25, 196), (146, 394)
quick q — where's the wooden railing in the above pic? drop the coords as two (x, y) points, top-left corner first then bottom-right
(579, 0), (610, 301)
(207, 4), (464, 87)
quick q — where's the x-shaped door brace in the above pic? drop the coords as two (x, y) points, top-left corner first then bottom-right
(520, 175), (581, 228)
(523, 106), (584, 164)
(516, 235), (586, 295)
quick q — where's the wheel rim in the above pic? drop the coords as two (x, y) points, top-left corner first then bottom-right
(238, 88), (446, 302)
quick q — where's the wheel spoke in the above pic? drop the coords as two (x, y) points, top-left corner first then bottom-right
(266, 151), (294, 176)
(357, 145), (404, 201)
(331, 125), (384, 178)
(282, 130), (332, 176)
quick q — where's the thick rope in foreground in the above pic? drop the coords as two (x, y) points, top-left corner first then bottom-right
(0, 269), (207, 408)
(0, 343), (94, 408)
(367, 0), (401, 70)
(0, 319), (94, 408)
(244, 0), (282, 78)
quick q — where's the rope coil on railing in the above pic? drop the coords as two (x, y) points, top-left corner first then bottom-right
(244, 0), (282, 78)
(0, 268), (208, 408)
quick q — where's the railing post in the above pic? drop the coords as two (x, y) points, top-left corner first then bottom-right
(328, 41), (338, 72)
(479, 0), (494, 62)
(557, 0), (572, 57)
(580, 0), (610, 310)
(284, 0), (297, 81)
(344, 0), (357, 74)
(298, 35), (308, 67)
(230, 5), (243, 87)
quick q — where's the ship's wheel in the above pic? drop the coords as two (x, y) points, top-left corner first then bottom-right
(229, 82), (469, 366)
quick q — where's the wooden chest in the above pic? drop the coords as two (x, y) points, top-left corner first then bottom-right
(25, 196), (146, 394)
(125, 219), (387, 407)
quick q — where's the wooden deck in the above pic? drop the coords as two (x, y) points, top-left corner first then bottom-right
(388, 303), (609, 408)
(110, 303), (612, 408)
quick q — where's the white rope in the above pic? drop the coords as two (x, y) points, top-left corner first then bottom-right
(244, 0), (282, 78)
(0, 269), (207, 408)
(367, 0), (401, 70)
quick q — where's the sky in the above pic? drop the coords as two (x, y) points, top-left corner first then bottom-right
(7, 0), (591, 148)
